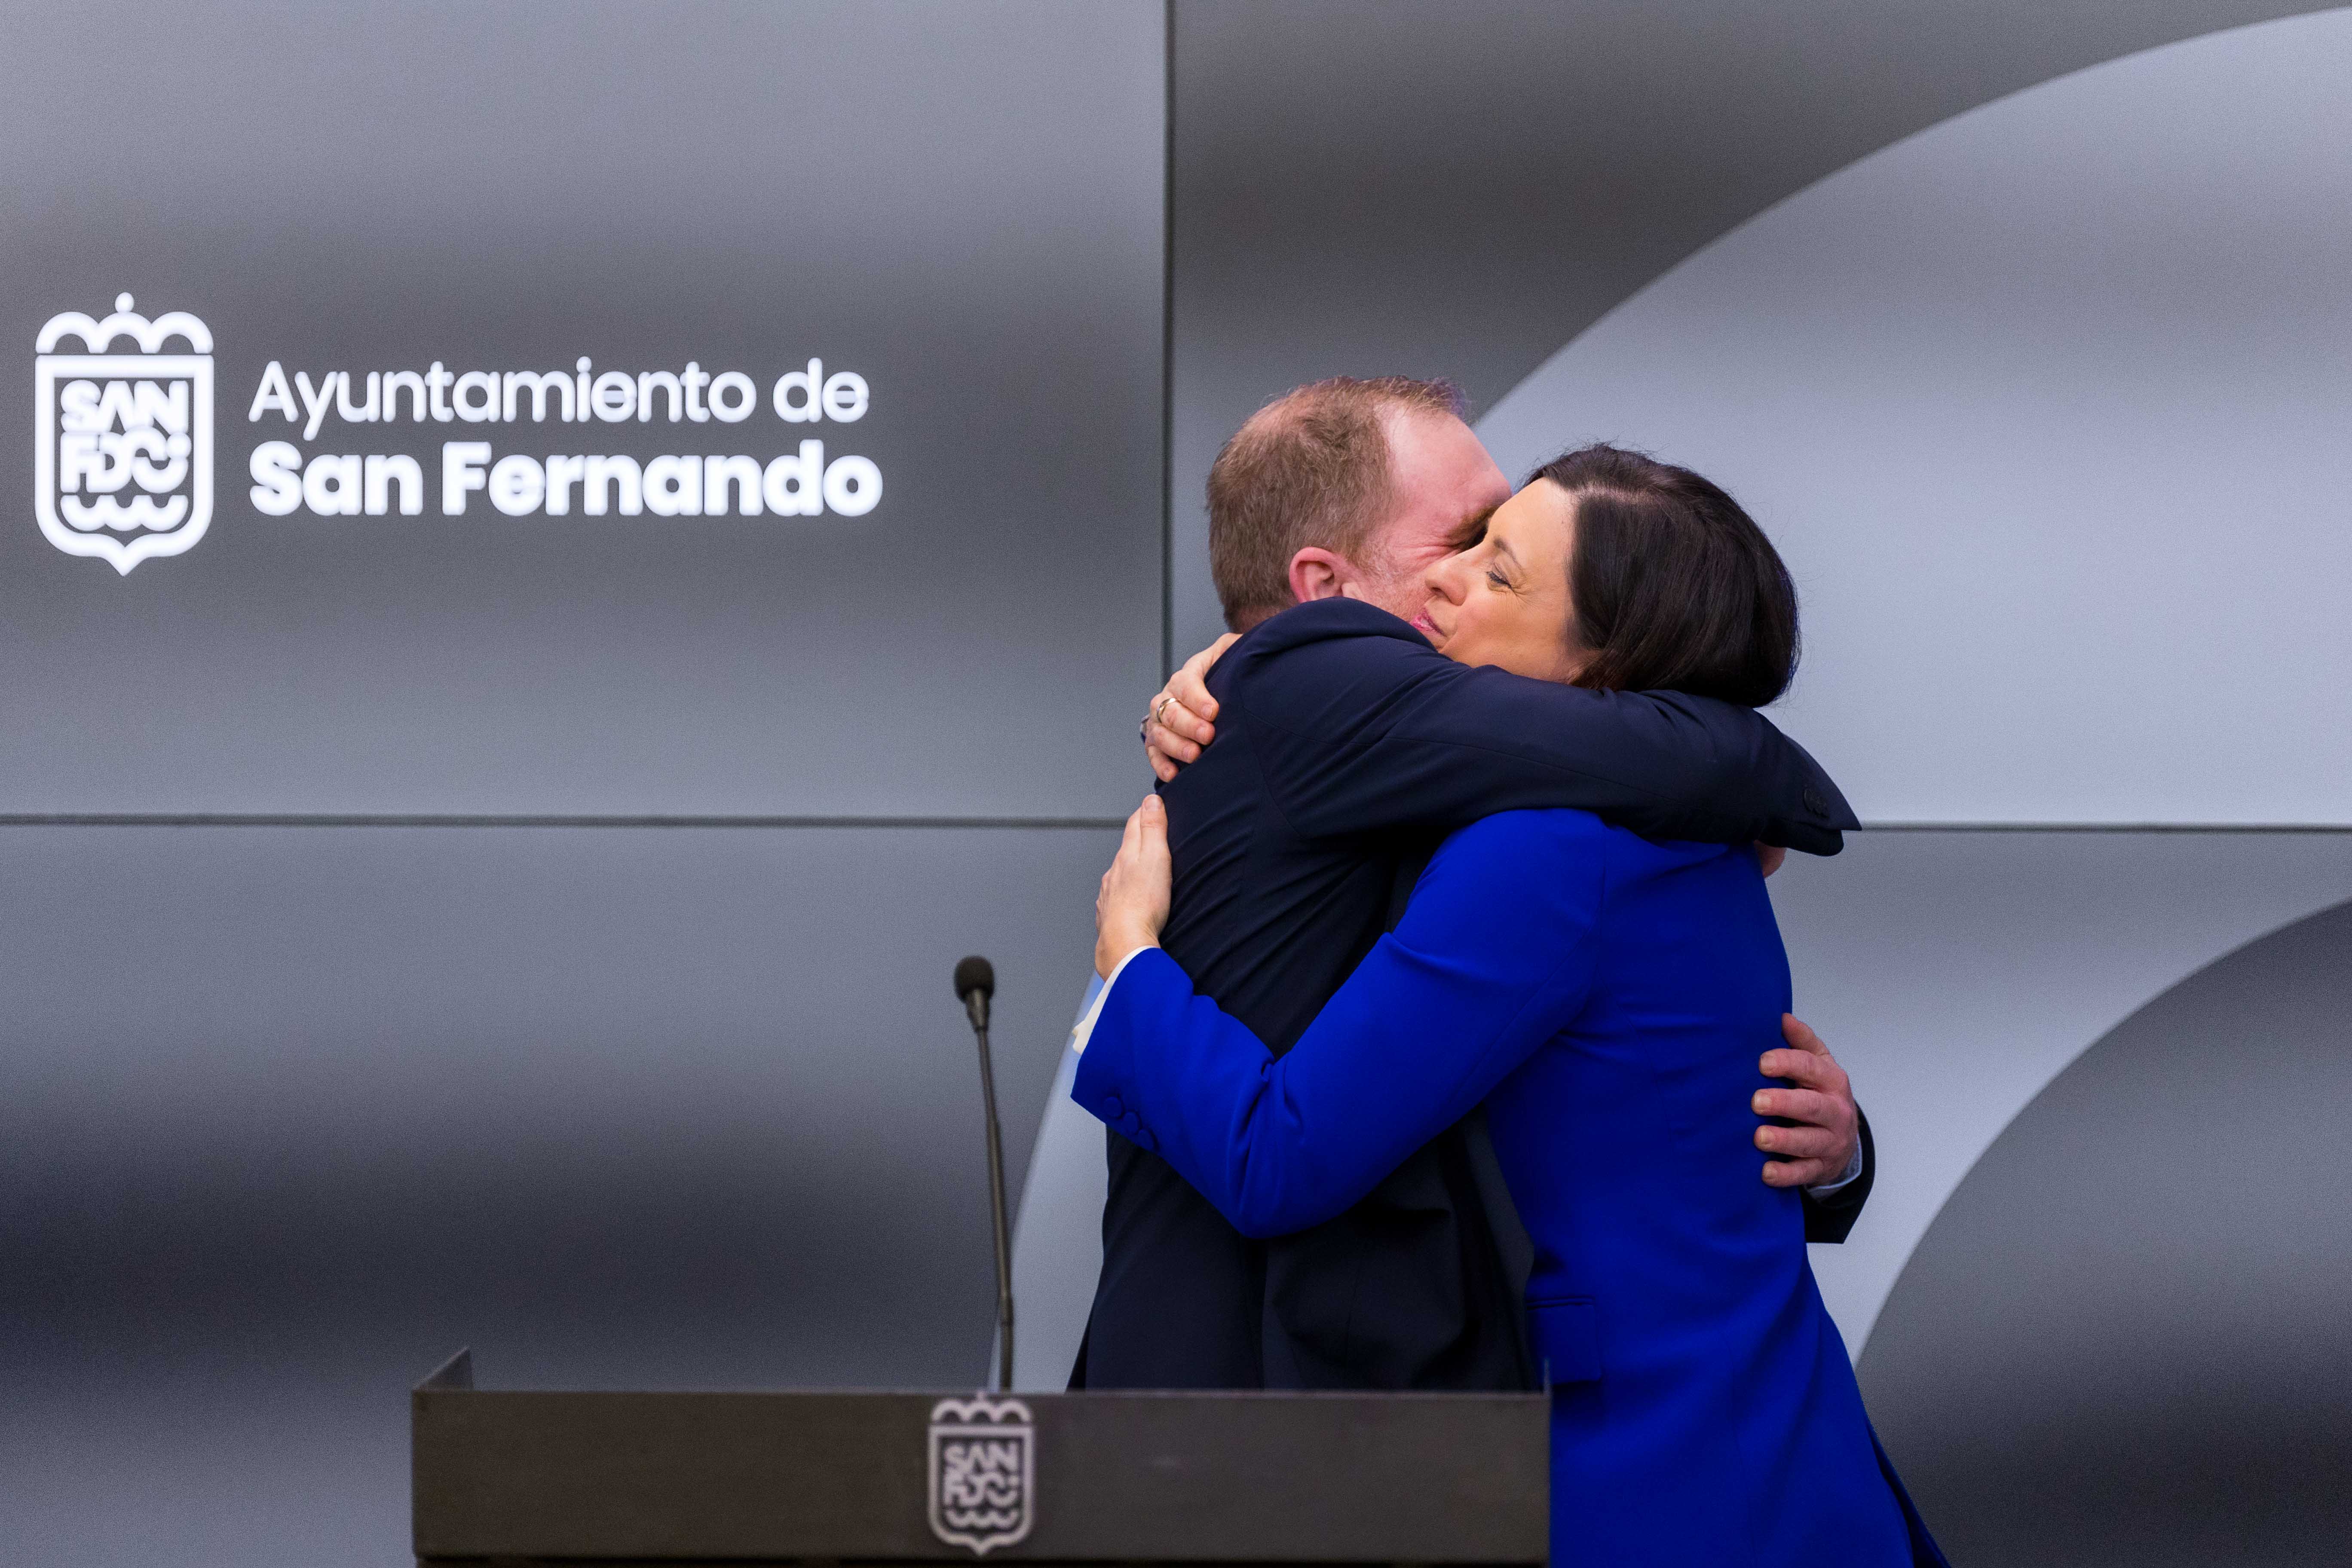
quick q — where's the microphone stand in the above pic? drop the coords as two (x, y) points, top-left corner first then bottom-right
(959, 964), (1015, 1392)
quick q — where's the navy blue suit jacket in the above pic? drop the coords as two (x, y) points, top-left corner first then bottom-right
(1071, 600), (1865, 1392)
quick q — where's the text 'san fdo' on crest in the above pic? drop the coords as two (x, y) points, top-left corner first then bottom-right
(34, 294), (214, 574)
(926, 1395), (1035, 1556)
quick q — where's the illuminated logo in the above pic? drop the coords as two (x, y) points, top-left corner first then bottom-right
(34, 294), (214, 574)
(926, 1394), (1034, 1556)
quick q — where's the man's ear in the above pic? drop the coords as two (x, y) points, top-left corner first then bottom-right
(1287, 547), (1354, 604)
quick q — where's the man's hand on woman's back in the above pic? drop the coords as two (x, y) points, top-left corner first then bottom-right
(1756, 1015), (1862, 1190)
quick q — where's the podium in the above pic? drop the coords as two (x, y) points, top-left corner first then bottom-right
(412, 1351), (1549, 1565)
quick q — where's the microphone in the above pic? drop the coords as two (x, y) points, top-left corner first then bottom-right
(955, 954), (993, 1033)
(952, 956), (1014, 1391)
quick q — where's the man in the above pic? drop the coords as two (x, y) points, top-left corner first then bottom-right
(1072, 376), (1868, 1391)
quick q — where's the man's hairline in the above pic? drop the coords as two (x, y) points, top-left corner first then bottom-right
(1349, 400), (1466, 564)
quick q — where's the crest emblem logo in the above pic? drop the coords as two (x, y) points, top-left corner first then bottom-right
(34, 293), (213, 574)
(926, 1394), (1034, 1556)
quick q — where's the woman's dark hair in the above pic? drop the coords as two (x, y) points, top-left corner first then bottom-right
(1527, 444), (1798, 707)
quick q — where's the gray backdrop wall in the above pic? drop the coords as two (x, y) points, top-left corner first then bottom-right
(2, 4), (1154, 1565)
(7, 4), (2350, 1567)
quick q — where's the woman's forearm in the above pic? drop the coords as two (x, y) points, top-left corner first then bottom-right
(1072, 879), (1595, 1236)
(1072, 948), (1414, 1236)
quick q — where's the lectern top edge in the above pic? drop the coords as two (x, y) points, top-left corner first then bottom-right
(410, 1348), (1544, 1405)
(416, 1348), (472, 1392)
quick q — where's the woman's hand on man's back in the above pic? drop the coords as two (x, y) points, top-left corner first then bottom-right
(1142, 633), (1239, 781)
(1096, 794), (1175, 977)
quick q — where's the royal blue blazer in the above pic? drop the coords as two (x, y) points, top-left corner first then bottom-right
(1075, 808), (1932, 1565)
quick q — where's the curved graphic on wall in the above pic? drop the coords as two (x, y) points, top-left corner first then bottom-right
(1477, 7), (2352, 827)
(1762, 829), (2352, 1360)
(1855, 896), (2352, 1565)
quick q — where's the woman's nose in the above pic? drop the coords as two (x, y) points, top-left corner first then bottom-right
(1424, 553), (1466, 603)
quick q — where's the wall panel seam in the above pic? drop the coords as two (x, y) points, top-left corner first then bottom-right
(0, 815), (1130, 830)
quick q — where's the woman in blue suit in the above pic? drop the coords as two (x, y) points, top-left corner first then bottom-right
(1073, 446), (1941, 1565)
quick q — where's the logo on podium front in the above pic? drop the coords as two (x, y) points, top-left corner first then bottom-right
(34, 293), (214, 574)
(926, 1394), (1034, 1555)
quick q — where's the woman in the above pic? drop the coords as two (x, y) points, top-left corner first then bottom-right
(1074, 445), (1941, 1565)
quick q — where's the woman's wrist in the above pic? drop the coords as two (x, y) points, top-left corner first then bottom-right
(1095, 929), (1160, 979)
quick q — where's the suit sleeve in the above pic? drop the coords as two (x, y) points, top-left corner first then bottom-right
(1072, 813), (1605, 1238)
(1801, 1109), (1875, 1243)
(1236, 622), (1852, 854)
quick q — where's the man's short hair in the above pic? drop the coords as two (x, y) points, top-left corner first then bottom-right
(1206, 375), (1466, 631)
